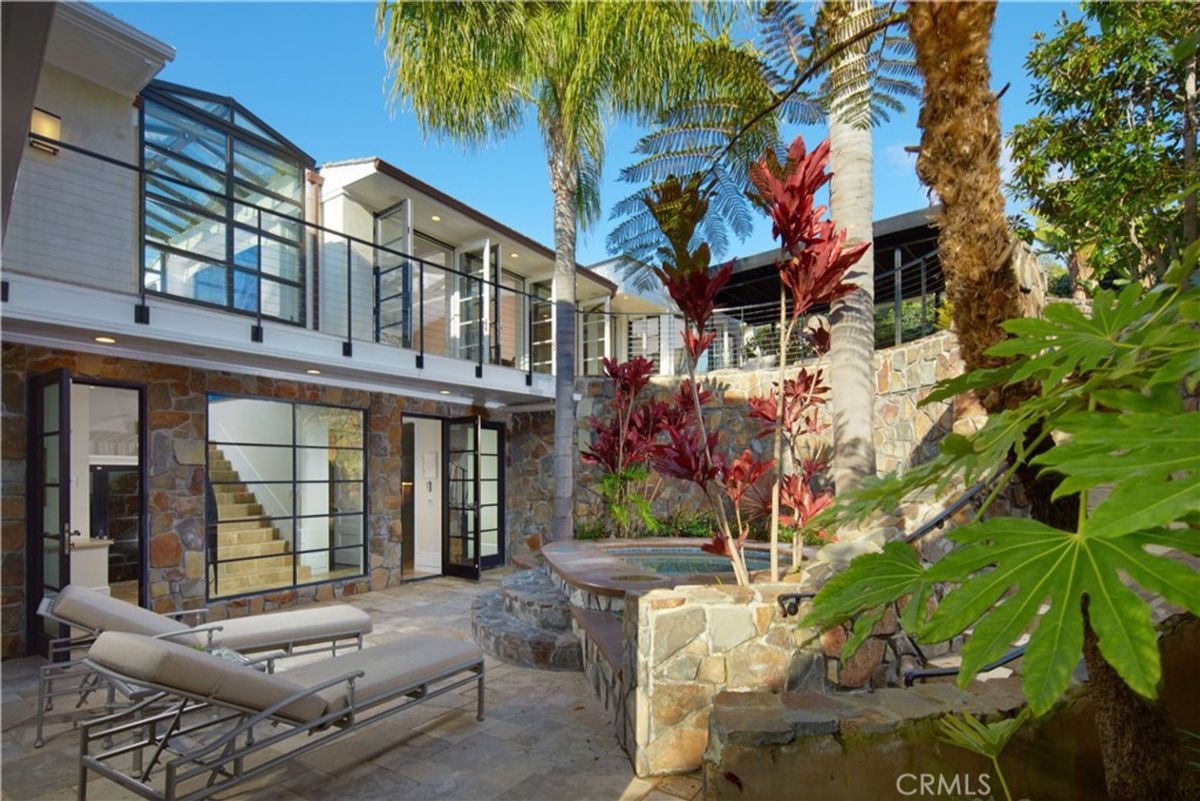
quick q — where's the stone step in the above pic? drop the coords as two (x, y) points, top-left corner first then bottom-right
(218, 540), (289, 560)
(216, 519), (269, 533)
(217, 502), (264, 519)
(216, 565), (312, 594)
(499, 567), (573, 631)
(209, 469), (240, 483)
(209, 459), (233, 472)
(470, 590), (582, 672)
(217, 527), (278, 546)
(215, 490), (255, 505)
(220, 555), (292, 575)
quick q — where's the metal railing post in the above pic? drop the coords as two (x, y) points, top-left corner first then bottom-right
(417, 260), (425, 368)
(893, 248), (902, 347)
(919, 255), (928, 334)
(373, 252), (381, 344)
(344, 238), (353, 357)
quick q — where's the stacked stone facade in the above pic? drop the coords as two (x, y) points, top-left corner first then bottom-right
(0, 343), (473, 658)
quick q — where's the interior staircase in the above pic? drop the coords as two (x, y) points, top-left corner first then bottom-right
(208, 446), (310, 595)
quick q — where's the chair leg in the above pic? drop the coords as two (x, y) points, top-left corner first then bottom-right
(35, 667), (48, 748)
(476, 665), (485, 722)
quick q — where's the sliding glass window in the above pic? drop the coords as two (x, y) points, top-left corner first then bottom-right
(141, 82), (309, 324)
(206, 395), (366, 599)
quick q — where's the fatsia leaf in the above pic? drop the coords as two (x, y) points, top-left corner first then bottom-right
(918, 519), (1200, 714)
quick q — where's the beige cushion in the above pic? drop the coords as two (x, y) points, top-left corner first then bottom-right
(87, 632), (327, 724)
(209, 606), (372, 652)
(53, 585), (195, 643)
(283, 635), (482, 714)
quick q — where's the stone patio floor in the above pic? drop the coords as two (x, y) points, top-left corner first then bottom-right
(1, 572), (702, 801)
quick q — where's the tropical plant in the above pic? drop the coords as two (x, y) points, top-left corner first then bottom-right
(803, 243), (1200, 801)
(377, 1), (720, 542)
(937, 708), (1031, 801)
(746, 134), (868, 577)
(580, 356), (664, 538)
(1009, 2), (1199, 287)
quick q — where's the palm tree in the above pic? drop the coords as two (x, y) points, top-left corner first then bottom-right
(377, 1), (710, 541)
(825, 0), (881, 494)
(907, 4), (1192, 798)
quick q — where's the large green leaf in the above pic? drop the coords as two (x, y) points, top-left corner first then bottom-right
(801, 541), (934, 635)
(923, 519), (1200, 714)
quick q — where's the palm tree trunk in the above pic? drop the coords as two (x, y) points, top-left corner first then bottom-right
(827, 0), (877, 495)
(908, 4), (1193, 798)
(550, 146), (578, 543)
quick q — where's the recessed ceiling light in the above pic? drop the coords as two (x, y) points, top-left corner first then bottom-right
(509, 252), (519, 259)
(305, 368), (321, 375)
(430, 215), (441, 222)
(439, 390), (451, 395)
(94, 335), (117, 344)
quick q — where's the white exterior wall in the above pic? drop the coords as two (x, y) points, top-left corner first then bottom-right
(4, 64), (138, 294)
(318, 194), (375, 342)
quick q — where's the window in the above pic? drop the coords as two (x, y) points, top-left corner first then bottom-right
(530, 280), (553, 374)
(140, 83), (311, 324)
(206, 395), (366, 599)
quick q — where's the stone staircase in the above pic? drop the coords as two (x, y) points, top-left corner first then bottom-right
(209, 446), (310, 595)
(469, 567), (582, 671)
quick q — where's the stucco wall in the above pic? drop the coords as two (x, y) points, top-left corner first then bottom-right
(0, 342), (478, 658)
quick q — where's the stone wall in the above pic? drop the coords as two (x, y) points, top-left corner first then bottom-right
(620, 584), (825, 777)
(504, 331), (982, 549)
(0, 343), (473, 658)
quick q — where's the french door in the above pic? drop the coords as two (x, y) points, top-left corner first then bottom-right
(443, 417), (481, 580)
(27, 369), (72, 655)
(442, 417), (505, 580)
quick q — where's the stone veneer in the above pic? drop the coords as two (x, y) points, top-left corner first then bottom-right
(616, 584), (825, 777)
(506, 331), (985, 551)
(0, 343), (475, 658)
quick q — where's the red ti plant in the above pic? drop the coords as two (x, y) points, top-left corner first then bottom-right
(747, 135), (870, 578)
(580, 356), (663, 538)
(644, 175), (773, 585)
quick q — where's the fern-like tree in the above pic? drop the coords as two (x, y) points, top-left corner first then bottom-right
(377, 2), (719, 541)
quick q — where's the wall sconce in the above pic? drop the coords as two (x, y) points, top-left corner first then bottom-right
(29, 108), (61, 155)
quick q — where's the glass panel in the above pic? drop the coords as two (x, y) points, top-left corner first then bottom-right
(447, 424), (475, 453)
(143, 247), (227, 305)
(260, 277), (302, 323)
(481, 504), (498, 532)
(214, 483), (293, 520)
(327, 482), (364, 515)
(42, 383), (59, 432)
(481, 527), (499, 558)
(297, 405), (364, 448)
(232, 139), (302, 202)
(42, 435), (60, 483)
(209, 397), (293, 444)
(480, 479), (498, 506)
(233, 111), (277, 142)
(480, 455), (499, 480)
(43, 535), (60, 588)
(232, 270), (258, 313)
(173, 94), (231, 120)
(145, 197), (226, 261)
(214, 445), (293, 481)
(295, 448), (363, 482)
(331, 545), (364, 573)
(480, 428), (498, 456)
(234, 203), (301, 240)
(143, 101), (227, 172)
(42, 486), (60, 535)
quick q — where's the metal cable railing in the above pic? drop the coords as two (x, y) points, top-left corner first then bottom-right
(18, 133), (549, 381)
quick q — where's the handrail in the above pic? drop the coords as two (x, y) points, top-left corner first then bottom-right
(903, 645), (1027, 686)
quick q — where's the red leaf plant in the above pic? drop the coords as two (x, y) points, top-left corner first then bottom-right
(579, 356), (665, 538)
(743, 134), (871, 576)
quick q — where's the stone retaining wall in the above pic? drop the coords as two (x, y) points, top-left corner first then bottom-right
(0, 343), (473, 658)
(505, 331), (983, 553)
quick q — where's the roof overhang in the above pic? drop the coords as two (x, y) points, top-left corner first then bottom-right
(45, 3), (174, 96)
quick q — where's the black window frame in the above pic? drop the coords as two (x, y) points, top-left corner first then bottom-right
(139, 81), (315, 327)
(204, 393), (369, 602)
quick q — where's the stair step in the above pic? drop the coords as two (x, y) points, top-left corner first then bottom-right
(221, 555), (292, 575)
(217, 503), (264, 519)
(209, 459), (233, 471)
(499, 567), (572, 631)
(209, 469), (240, 483)
(216, 520), (269, 533)
(218, 527), (278, 546)
(215, 490), (255, 505)
(218, 540), (289, 559)
(470, 589), (581, 671)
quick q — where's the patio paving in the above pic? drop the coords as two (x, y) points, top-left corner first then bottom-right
(0, 572), (702, 801)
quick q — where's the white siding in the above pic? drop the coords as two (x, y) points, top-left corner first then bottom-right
(4, 64), (138, 295)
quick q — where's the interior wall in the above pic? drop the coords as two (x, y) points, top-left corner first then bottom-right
(411, 417), (442, 575)
(68, 384), (90, 538)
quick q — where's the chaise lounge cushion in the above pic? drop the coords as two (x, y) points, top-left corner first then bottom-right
(209, 606), (372, 652)
(53, 585), (192, 641)
(88, 632), (328, 724)
(282, 635), (483, 713)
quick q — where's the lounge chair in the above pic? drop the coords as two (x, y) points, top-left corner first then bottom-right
(34, 584), (373, 747)
(78, 631), (485, 801)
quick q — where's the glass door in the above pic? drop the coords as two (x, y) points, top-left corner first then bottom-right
(28, 369), (72, 655)
(375, 200), (412, 348)
(443, 417), (481, 580)
(479, 422), (505, 569)
(452, 240), (490, 364)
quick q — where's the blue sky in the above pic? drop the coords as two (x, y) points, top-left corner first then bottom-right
(100, 1), (1078, 265)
